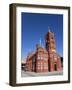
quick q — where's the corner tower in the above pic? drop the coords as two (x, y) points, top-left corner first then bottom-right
(45, 28), (62, 72)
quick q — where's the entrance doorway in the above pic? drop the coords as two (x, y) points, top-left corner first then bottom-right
(54, 63), (57, 71)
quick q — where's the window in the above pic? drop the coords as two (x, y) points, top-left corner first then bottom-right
(38, 56), (40, 59)
(38, 55), (44, 60)
(41, 57), (43, 60)
(44, 57), (47, 60)
(37, 63), (40, 66)
(44, 63), (48, 67)
(38, 66), (40, 69)
(44, 66), (48, 69)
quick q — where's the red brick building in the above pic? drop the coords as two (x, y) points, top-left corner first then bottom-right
(26, 45), (48, 72)
(45, 30), (62, 71)
(35, 45), (48, 72)
(26, 52), (35, 72)
(25, 30), (62, 72)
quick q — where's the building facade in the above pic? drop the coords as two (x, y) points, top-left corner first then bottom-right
(25, 45), (48, 72)
(24, 30), (62, 73)
(35, 45), (48, 72)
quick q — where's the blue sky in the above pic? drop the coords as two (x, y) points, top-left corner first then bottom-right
(21, 12), (63, 60)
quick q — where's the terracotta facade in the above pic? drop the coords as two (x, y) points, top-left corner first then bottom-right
(25, 30), (62, 72)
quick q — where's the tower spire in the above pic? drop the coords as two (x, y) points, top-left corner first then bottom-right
(48, 26), (51, 32)
(39, 38), (41, 46)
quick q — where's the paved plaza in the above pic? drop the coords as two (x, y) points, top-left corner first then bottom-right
(21, 70), (63, 77)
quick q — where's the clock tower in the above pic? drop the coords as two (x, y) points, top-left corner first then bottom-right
(45, 29), (56, 53)
(45, 28), (62, 71)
